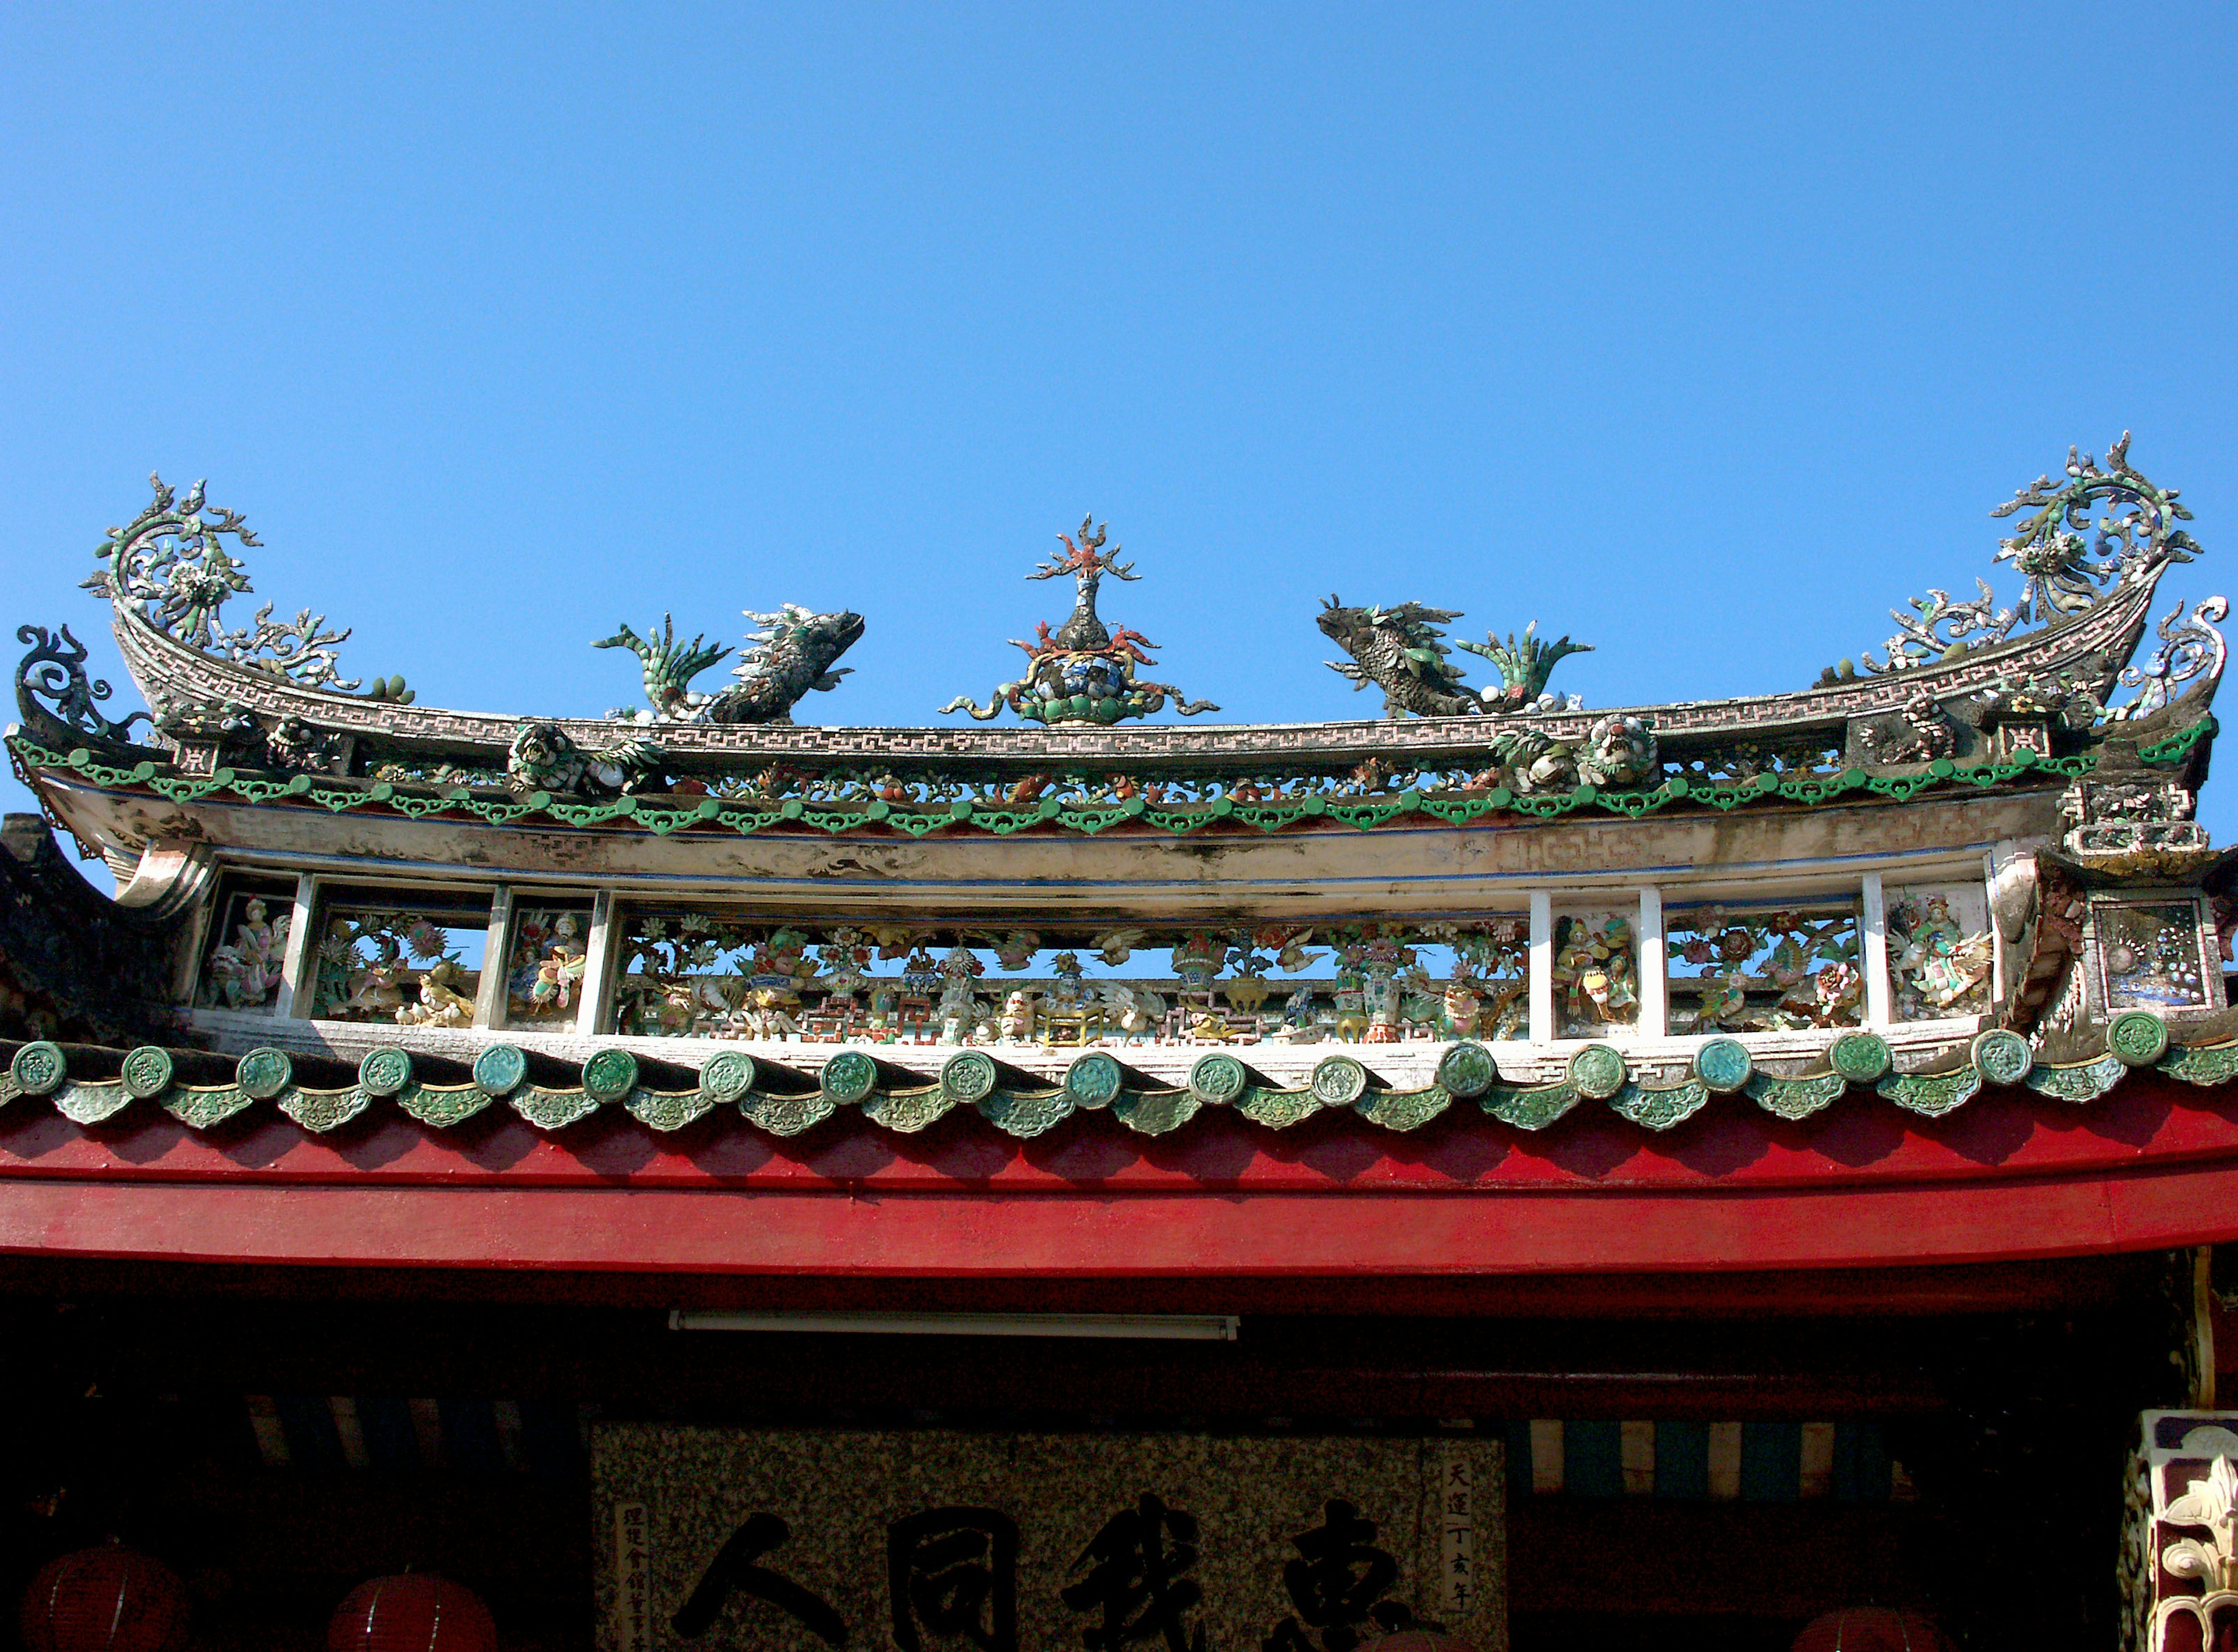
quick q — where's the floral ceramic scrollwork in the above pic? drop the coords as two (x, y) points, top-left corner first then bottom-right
(14, 624), (150, 742)
(1991, 431), (2200, 617)
(942, 519), (1217, 724)
(82, 474), (363, 689)
(1667, 907), (1862, 1032)
(1859, 579), (2021, 677)
(1831, 435), (2203, 684)
(2106, 596), (2229, 721)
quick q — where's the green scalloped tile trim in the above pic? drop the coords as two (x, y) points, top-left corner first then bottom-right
(2159, 1042), (2238, 1086)
(1233, 1087), (1328, 1129)
(8, 732), (2104, 846)
(976, 1089), (1076, 1138)
(1353, 1086), (1450, 1131)
(164, 1085), (256, 1129)
(2140, 713), (2217, 766)
(52, 1081), (132, 1126)
(738, 1090), (836, 1136)
(399, 1084), (495, 1128)
(1608, 1079), (1710, 1130)
(511, 1087), (601, 1130)
(2023, 1055), (2125, 1103)
(280, 1087), (371, 1133)
(861, 1086), (958, 1133)
(1745, 1070), (1846, 1120)
(1113, 1090), (1201, 1135)
(1876, 1067), (1982, 1116)
(625, 1089), (716, 1132)
(0, 1075), (21, 1109)
(1482, 1083), (1581, 1130)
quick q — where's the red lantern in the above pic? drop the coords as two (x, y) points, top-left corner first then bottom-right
(328, 1575), (496, 1652)
(19, 1547), (189, 1652)
(1792, 1608), (1957, 1652)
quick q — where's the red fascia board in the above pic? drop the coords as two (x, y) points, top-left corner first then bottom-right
(0, 1153), (2235, 1276)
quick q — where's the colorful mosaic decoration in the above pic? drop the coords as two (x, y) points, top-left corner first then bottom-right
(505, 907), (592, 1026)
(1887, 889), (1995, 1022)
(1552, 911), (1639, 1037)
(311, 906), (485, 1027)
(2098, 901), (2212, 1010)
(197, 886), (293, 1013)
(941, 517), (1219, 724)
(605, 918), (1531, 1048)
(1666, 907), (1863, 1033)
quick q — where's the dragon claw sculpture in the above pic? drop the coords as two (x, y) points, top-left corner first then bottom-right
(596, 603), (863, 725)
(1319, 598), (1591, 718)
(941, 516), (1218, 724)
(593, 615), (731, 720)
(1455, 621), (1592, 710)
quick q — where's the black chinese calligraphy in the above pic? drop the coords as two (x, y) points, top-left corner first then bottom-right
(1263, 1498), (1430, 1652)
(887, 1506), (1020, 1652)
(673, 1512), (850, 1647)
(1062, 1493), (1208, 1652)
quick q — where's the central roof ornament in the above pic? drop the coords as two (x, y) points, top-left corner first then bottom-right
(940, 516), (1219, 724)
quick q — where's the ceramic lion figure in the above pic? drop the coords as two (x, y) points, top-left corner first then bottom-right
(1578, 714), (1658, 787)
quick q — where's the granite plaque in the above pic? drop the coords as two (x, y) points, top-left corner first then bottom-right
(592, 1425), (1507, 1652)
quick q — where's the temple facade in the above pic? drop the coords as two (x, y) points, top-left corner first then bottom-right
(6, 442), (2238, 1650)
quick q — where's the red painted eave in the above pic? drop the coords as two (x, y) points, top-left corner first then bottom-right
(3, 1070), (2236, 1277)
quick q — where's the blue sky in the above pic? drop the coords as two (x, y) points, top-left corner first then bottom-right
(3, 5), (2235, 839)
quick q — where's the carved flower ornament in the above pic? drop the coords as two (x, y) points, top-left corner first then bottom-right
(2164, 1454), (2238, 1591)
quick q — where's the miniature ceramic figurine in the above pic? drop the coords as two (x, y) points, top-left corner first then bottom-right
(205, 897), (290, 1010)
(1555, 914), (1640, 1032)
(935, 946), (988, 1045)
(343, 959), (408, 1022)
(1890, 896), (1994, 1019)
(397, 960), (476, 1028)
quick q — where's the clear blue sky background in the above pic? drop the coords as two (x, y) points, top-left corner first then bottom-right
(3, 5), (2235, 844)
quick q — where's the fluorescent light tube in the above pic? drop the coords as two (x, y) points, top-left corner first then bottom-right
(667, 1310), (1238, 1341)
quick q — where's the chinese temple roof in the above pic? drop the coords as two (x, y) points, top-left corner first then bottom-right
(6, 439), (2238, 1285)
(6, 437), (2221, 850)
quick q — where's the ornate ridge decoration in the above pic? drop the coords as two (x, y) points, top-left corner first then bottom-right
(1832, 433), (2202, 682)
(2107, 596), (2229, 723)
(1318, 599), (1590, 718)
(940, 516), (1219, 724)
(83, 474), (367, 691)
(1991, 431), (2199, 617)
(1455, 622), (1592, 709)
(14, 624), (151, 742)
(594, 604), (865, 725)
